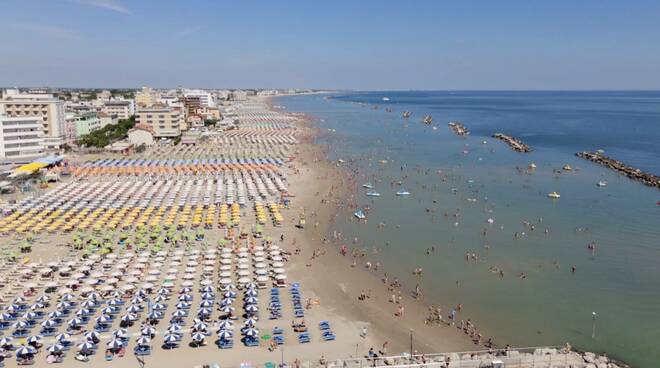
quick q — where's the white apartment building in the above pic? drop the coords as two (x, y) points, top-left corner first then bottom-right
(136, 106), (182, 138)
(102, 100), (135, 119)
(183, 89), (215, 107)
(0, 90), (65, 150)
(0, 115), (45, 160)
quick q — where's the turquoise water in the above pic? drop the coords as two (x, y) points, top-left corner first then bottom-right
(278, 92), (660, 368)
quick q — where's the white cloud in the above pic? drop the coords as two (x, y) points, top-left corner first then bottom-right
(68, 0), (130, 14)
(4, 21), (79, 40)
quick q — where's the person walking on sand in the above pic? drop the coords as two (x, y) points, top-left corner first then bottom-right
(360, 326), (368, 338)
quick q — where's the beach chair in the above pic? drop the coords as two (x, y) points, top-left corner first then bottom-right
(322, 331), (336, 341)
(273, 335), (284, 345)
(297, 332), (310, 343)
(318, 321), (330, 330)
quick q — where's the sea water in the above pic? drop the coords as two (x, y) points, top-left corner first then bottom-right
(278, 91), (660, 368)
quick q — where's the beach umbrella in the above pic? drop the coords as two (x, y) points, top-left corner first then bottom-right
(60, 293), (75, 301)
(201, 292), (215, 300)
(107, 339), (124, 349)
(168, 324), (182, 333)
(163, 334), (178, 343)
(107, 298), (122, 306)
(76, 308), (91, 316)
(40, 319), (56, 328)
(152, 303), (166, 310)
(244, 327), (259, 337)
(175, 301), (189, 309)
(0, 337), (14, 347)
(219, 305), (235, 313)
(121, 313), (137, 322)
(244, 318), (258, 327)
(244, 296), (259, 304)
(245, 289), (258, 297)
(178, 294), (193, 302)
(67, 317), (83, 327)
(16, 344), (37, 356)
(84, 330), (100, 341)
(100, 306), (114, 314)
(95, 314), (112, 324)
(197, 308), (211, 316)
(47, 344), (64, 353)
(200, 286), (214, 293)
(191, 332), (206, 341)
(48, 310), (63, 319)
(172, 309), (187, 318)
(136, 336), (151, 346)
(217, 329), (233, 340)
(199, 300), (213, 308)
(126, 304), (141, 313)
(245, 304), (259, 313)
(223, 290), (237, 298)
(6, 304), (20, 312)
(77, 341), (95, 352)
(141, 326), (156, 336)
(147, 311), (162, 320)
(55, 333), (71, 342)
(27, 335), (42, 344)
(0, 313), (12, 321)
(193, 320), (208, 330)
(179, 287), (193, 294)
(22, 312), (38, 321)
(217, 320), (233, 329)
(13, 296), (26, 304)
(12, 320), (28, 329)
(112, 328), (128, 338)
(245, 282), (258, 289)
(30, 302), (46, 310)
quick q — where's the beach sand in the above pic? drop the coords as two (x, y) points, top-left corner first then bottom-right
(1, 107), (476, 368)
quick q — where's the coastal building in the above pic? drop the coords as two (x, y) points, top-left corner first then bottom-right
(182, 89), (215, 107)
(97, 90), (112, 101)
(135, 86), (156, 107)
(74, 112), (102, 137)
(230, 90), (248, 101)
(102, 100), (134, 119)
(0, 90), (66, 150)
(0, 115), (45, 160)
(64, 113), (76, 144)
(98, 112), (118, 128)
(136, 106), (182, 138)
(127, 124), (155, 147)
(182, 96), (202, 117)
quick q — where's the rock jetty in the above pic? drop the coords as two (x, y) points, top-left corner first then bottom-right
(492, 133), (532, 152)
(576, 151), (660, 189)
(448, 121), (469, 136)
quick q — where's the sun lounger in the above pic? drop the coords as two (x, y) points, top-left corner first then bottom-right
(322, 331), (336, 341)
(297, 332), (310, 343)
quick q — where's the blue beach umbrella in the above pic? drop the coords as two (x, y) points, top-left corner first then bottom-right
(217, 329), (233, 340)
(16, 344), (37, 356)
(217, 320), (233, 329)
(106, 339), (123, 349)
(55, 333), (71, 342)
(47, 344), (64, 353)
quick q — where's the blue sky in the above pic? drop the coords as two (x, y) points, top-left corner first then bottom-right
(1, 0), (659, 89)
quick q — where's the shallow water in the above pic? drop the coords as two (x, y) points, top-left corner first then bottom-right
(278, 91), (660, 368)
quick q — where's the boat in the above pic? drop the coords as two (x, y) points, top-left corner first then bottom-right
(597, 181), (607, 187)
(354, 210), (366, 220)
(547, 192), (561, 199)
(563, 164), (573, 171)
(362, 183), (374, 189)
(529, 163), (537, 169)
(422, 115), (433, 125)
(382, 97), (390, 101)
(402, 111), (412, 118)
(366, 191), (381, 197)
(396, 189), (410, 196)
